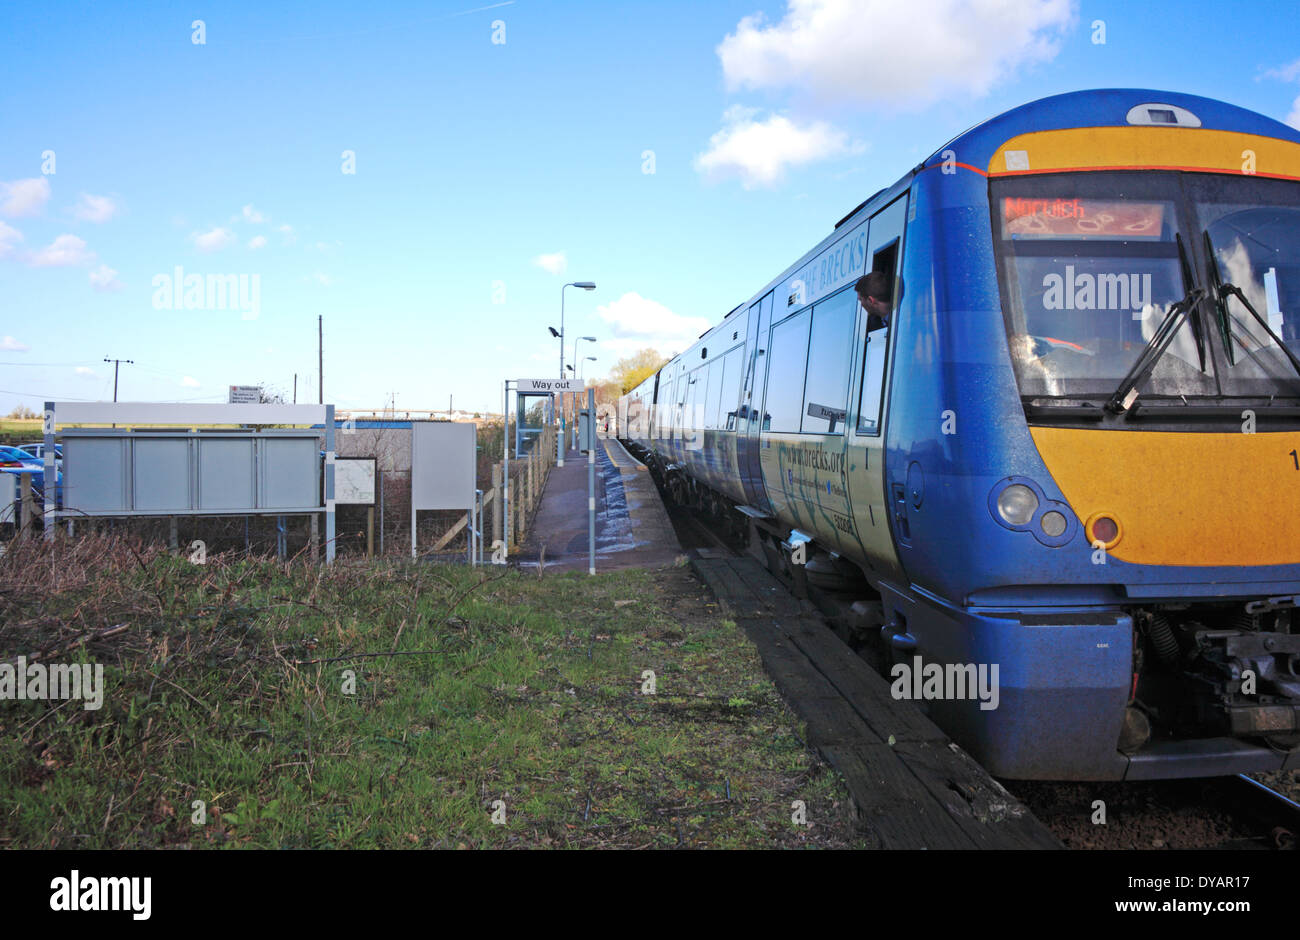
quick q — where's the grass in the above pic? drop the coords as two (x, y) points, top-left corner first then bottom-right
(0, 419), (41, 437)
(0, 534), (865, 849)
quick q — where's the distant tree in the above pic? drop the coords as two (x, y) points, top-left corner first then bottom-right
(257, 385), (286, 404)
(591, 379), (622, 406)
(608, 348), (669, 395)
(6, 404), (38, 420)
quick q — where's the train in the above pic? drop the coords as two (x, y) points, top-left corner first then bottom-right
(618, 88), (1300, 781)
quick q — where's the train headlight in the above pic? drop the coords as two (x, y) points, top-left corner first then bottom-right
(1040, 510), (1067, 537)
(988, 477), (1077, 546)
(996, 484), (1038, 526)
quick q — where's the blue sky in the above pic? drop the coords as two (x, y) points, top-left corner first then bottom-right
(2, 0), (1299, 414)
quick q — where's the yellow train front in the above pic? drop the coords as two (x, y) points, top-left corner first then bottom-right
(621, 89), (1300, 780)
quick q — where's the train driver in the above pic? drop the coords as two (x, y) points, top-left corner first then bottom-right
(855, 272), (893, 332)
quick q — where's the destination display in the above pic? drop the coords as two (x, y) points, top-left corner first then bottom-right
(1001, 198), (1168, 240)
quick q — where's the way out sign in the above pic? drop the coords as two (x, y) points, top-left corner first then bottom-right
(517, 378), (581, 393)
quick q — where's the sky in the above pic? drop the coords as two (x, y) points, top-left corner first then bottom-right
(2, 0), (1299, 415)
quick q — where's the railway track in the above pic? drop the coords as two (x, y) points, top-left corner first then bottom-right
(666, 500), (1300, 850)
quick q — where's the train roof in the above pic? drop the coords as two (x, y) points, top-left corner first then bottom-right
(925, 87), (1300, 173)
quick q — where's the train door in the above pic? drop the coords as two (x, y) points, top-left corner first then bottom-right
(845, 195), (908, 580)
(650, 371), (660, 445)
(737, 292), (774, 512)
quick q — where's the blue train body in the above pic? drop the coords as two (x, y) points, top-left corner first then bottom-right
(621, 89), (1300, 779)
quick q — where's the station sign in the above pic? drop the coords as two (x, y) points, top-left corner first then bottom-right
(228, 385), (261, 403)
(517, 379), (582, 393)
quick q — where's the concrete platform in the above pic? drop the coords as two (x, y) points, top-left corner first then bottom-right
(514, 435), (681, 571)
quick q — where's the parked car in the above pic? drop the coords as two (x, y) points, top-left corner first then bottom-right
(0, 446), (61, 505)
(16, 442), (62, 467)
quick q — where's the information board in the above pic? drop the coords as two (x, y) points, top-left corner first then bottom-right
(335, 457), (376, 505)
(411, 422), (475, 510)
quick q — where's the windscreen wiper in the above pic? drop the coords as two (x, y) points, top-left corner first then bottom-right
(1203, 231), (1235, 366)
(1106, 287), (1207, 413)
(1204, 230), (1300, 381)
(1217, 281), (1300, 380)
(1177, 233), (1207, 373)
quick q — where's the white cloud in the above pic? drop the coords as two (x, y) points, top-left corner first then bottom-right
(72, 193), (119, 223)
(594, 292), (711, 358)
(181, 376), (201, 388)
(533, 251), (568, 275)
(0, 221), (22, 258)
(29, 233), (95, 267)
(310, 272), (333, 287)
(191, 227), (236, 252)
(0, 177), (51, 217)
(248, 235), (267, 250)
(1, 336), (29, 352)
(278, 224), (296, 245)
(1263, 59), (1300, 129)
(74, 366), (96, 377)
(89, 264), (124, 291)
(242, 204), (268, 223)
(1263, 59), (1300, 83)
(717, 0), (1075, 109)
(695, 108), (861, 188)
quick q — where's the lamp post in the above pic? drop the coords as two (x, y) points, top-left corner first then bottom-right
(559, 283), (596, 379)
(571, 335), (596, 433)
(571, 335), (597, 376)
(579, 355), (596, 381)
(557, 282), (595, 463)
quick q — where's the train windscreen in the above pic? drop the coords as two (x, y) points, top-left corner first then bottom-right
(991, 171), (1300, 403)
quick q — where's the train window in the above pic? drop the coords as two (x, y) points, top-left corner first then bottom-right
(686, 371), (696, 436)
(705, 358), (724, 430)
(991, 173), (1212, 401)
(722, 347), (745, 430)
(681, 374), (691, 439)
(858, 196), (908, 434)
(1188, 174), (1300, 398)
(765, 310), (812, 432)
(802, 288), (856, 433)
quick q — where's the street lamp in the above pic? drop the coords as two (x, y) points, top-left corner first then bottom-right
(557, 283), (595, 464)
(559, 282), (596, 379)
(568, 336), (597, 437)
(579, 355), (596, 381)
(572, 335), (596, 376)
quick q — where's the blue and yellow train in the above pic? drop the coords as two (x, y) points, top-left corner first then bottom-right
(618, 89), (1300, 780)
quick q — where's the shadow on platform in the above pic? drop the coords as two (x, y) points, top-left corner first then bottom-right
(513, 436), (681, 572)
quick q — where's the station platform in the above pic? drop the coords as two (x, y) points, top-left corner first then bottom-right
(514, 435), (681, 571)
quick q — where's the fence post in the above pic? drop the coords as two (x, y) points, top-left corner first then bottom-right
(527, 452), (535, 512)
(19, 472), (34, 540)
(490, 463), (501, 554)
(506, 477), (515, 552)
